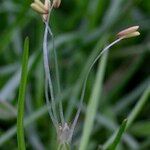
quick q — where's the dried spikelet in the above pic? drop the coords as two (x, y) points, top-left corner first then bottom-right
(31, 3), (47, 14)
(53, 0), (61, 8)
(117, 26), (140, 39)
(121, 31), (140, 39)
(34, 0), (47, 11)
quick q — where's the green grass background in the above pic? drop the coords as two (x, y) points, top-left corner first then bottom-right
(0, 0), (150, 150)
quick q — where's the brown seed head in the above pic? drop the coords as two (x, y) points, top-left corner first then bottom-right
(121, 31), (140, 39)
(31, 3), (47, 14)
(34, 0), (47, 11)
(117, 26), (140, 39)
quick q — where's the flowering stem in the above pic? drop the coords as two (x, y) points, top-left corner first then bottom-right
(70, 38), (123, 140)
(43, 23), (59, 126)
(45, 78), (58, 129)
(45, 22), (65, 125)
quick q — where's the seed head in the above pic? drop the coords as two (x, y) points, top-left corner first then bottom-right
(31, 0), (48, 14)
(121, 31), (140, 39)
(117, 26), (140, 39)
(34, 0), (47, 11)
(31, 3), (47, 14)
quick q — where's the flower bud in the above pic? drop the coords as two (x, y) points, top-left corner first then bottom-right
(34, 0), (47, 11)
(117, 26), (140, 39)
(121, 31), (140, 39)
(31, 3), (47, 14)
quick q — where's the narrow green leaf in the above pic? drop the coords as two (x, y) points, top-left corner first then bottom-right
(108, 119), (127, 150)
(17, 37), (29, 150)
(127, 85), (150, 128)
(103, 85), (150, 149)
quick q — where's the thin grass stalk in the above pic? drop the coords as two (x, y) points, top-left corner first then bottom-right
(65, 36), (108, 122)
(43, 24), (58, 125)
(45, 79), (58, 129)
(70, 38), (122, 140)
(45, 22), (65, 125)
(79, 51), (108, 150)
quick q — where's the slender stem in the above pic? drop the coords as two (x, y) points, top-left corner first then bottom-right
(43, 25), (58, 125)
(70, 38), (122, 140)
(45, 23), (65, 125)
(52, 32), (65, 125)
(45, 79), (58, 129)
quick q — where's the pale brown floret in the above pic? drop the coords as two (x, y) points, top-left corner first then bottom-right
(117, 26), (140, 39)
(31, 3), (48, 14)
(122, 31), (140, 39)
(31, 0), (61, 21)
(117, 26), (139, 37)
(34, 0), (47, 11)
(31, 0), (49, 14)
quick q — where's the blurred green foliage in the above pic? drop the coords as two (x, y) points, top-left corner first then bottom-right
(0, 0), (150, 150)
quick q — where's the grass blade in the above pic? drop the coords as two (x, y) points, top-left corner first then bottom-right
(108, 119), (127, 150)
(103, 85), (150, 149)
(17, 37), (29, 150)
(127, 85), (150, 128)
(79, 51), (108, 150)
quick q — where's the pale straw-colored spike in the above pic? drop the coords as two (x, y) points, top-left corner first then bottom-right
(34, 0), (48, 11)
(117, 26), (139, 38)
(31, 3), (47, 14)
(53, 0), (61, 8)
(121, 31), (140, 39)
